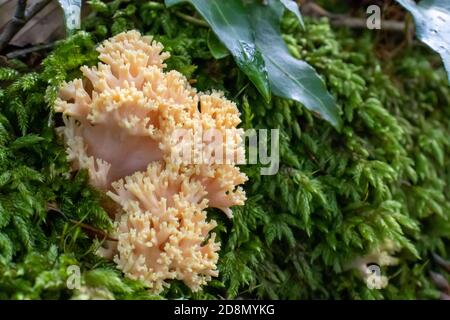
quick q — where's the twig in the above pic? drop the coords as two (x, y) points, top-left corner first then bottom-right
(6, 41), (58, 59)
(0, 0), (52, 53)
(0, 0), (28, 52)
(174, 11), (209, 28)
(68, 218), (118, 242)
(433, 253), (450, 273)
(330, 17), (405, 32)
(24, 0), (53, 22)
(301, 1), (410, 33)
(47, 202), (117, 242)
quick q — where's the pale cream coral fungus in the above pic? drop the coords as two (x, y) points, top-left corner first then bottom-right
(347, 240), (400, 290)
(55, 30), (247, 293)
(108, 162), (219, 292)
(185, 164), (247, 218)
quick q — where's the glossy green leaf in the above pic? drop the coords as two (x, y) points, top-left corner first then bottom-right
(165, 0), (184, 5)
(207, 30), (230, 59)
(166, 0), (271, 102)
(397, 0), (450, 82)
(249, 0), (341, 129)
(166, 0), (341, 129)
(280, 0), (304, 28)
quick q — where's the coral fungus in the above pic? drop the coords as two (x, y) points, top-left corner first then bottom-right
(346, 241), (400, 290)
(108, 162), (220, 292)
(55, 30), (247, 292)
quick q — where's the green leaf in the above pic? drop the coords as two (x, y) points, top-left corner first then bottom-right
(396, 0), (450, 82)
(167, 0), (341, 129)
(165, 0), (184, 5)
(249, 0), (342, 129)
(280, 0), (304, 28)
(0, 203), (11, 228)
(87, 0), (109, 13)
(0, 171), (11, 188)
(10, 134), (45, 150)
(0, 233), (13, 262)
(84, 269), (133, 294)
(0, 68), (19, 81)
(166, 0), (271, 102)
(207, 30), (230, 59)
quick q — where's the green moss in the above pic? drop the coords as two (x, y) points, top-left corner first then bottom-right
(0, 0), (449, 299)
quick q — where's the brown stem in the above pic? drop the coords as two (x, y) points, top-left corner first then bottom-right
(301, 1), (411, 33)
(0, 0), (52, 53)
(47, 202), (117, 242)
(24, 0), (53, 22)
(174, 11), (209, 28)
(330, 17), (405, 32)
(433, 253), (450, 273)
(6, 41), (58, 59)
(429, 271), (450, 294)
(0, 0), (28, 52)
(68, 218), (118, 242)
